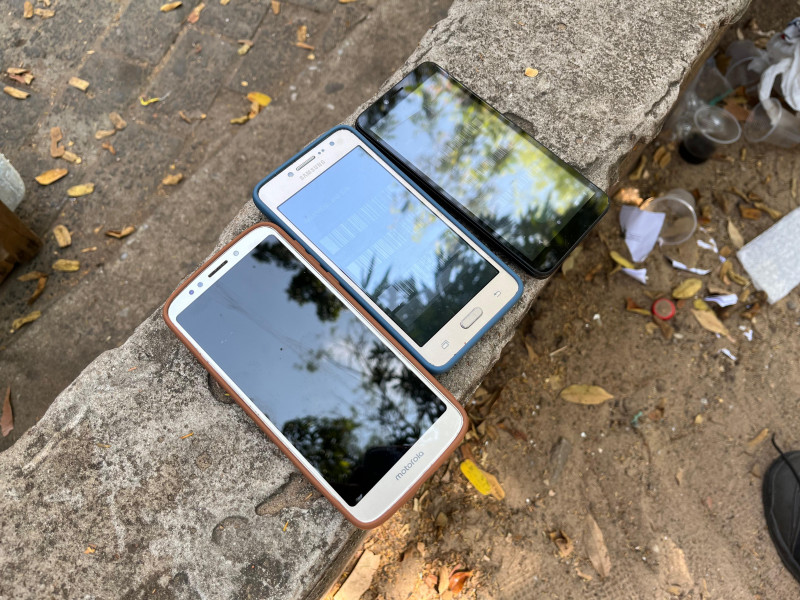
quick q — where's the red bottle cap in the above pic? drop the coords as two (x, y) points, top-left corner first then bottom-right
(652, 298), (676, 320)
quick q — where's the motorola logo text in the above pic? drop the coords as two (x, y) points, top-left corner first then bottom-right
(395, 452), (424, 480)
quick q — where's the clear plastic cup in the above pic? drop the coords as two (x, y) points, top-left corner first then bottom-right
(644, 189), (697, 245)
(744, 98), (800, 148)
(678, 105), (742, 164)
(725, 40), (764, 63)
(691, 58), (733, 106)
(726, 57), (767, 89)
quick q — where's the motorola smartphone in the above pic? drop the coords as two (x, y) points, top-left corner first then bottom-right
(253, 126), (522, 373)
(163, 224), (468, 529)
(356, 62), (610, 278)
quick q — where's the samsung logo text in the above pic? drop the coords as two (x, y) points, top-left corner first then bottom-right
(299, 160), (325, 180)
(395, 451), (424, 480)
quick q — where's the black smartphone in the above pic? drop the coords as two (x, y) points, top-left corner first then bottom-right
(356, 62), (610, 277)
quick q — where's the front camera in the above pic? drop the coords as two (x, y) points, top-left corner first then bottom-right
(329, 141), (335, 146)
(233, 250), (239, 256)
(197, 282), (203, 288)
(189, 290), (194, 295)
(287, 172), (294, 178)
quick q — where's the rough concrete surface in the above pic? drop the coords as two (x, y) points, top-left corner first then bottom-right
(0, 0), (751, 598)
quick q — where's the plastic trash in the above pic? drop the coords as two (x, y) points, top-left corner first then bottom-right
(744, 98), (800, 147)
(758, 17), (800, 110)
(678, 105), (741, 164)
(0, 153), (25, 212)
(643, 189), (697, 246)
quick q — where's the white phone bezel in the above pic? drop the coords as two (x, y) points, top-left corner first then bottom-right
(166, 226), (464, 525)
(256, 128), (521, 369)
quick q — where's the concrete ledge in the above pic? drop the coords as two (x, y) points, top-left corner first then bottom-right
(0, 0), (749, 598)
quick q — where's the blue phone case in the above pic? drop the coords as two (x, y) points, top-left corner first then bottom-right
(251, 125), (523, 373)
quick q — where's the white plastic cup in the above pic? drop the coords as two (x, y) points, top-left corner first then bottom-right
(644, 189), (697, 246)
(744, 98), (800, 148)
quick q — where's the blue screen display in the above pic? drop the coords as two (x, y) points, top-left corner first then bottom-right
(279, 147), (497, 346)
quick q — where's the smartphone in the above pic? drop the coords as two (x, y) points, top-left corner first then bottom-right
(163, 224), (468, 528)
(356, 62), (610, 278)
(252, 126), (522, 373)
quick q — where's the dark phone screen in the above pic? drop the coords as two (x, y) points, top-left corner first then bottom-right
(278, 146), (498, 347)
(359, 65), (609, 274)
(176, 237), (446, 506)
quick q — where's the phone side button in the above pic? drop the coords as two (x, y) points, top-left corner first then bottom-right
(459, 307), (483, 329)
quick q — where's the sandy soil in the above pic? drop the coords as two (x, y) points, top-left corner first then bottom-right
(327, 6), (800, 600)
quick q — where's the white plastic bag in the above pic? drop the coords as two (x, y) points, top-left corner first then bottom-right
(758, 17), (800, 112)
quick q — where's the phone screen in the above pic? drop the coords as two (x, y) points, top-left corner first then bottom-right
(359, 64), (609, 274)
(277, 146), (498, 346)
(176, 236), (446, 506)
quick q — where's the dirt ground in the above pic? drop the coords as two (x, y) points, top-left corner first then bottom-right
(327, 9), (800, 600)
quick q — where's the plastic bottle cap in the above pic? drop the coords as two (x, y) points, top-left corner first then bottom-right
(652, 298), (676, 320)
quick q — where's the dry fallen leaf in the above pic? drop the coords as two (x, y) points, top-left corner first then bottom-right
(53, 225), (72, 248)
(161, 0), (182, 10)
(549, 530), (575, 558)
(560, 384), (614, 405)
(49, 126), (65, 158)
(271, 0), (280, 14)
(109, 112), (127, 130)
(584, 514), (611, 578)
(727, 220), (744, 249)
(162, 173), (183, 185)
(739, 205), (761, 220)
(524, 67), (539, 78)
(672, 278), (702, 299)
(1, 387), (13, 437)
(27, 276), (47, 305)
(187, 2), (205, 23)
(67, 183), (95, 198)
(297, 24), (308, 43)
(448, 570), (473, 594)
(139, 95), (161, 106)
(628, 155), (647, 181)
(483, 470), (505, 500)
(237, 39), (254, 55)
(625, 297), (651, 317)
(613, 187), (643, 206)
(334, 550), (381, 600)
(101, 142), (116, 155)
(3, 86), (29, 100)
(23, 1), (33, 18)
(12, 311), (42, 332)
(17, 271), (47, 282)
(230, 115), (250, 124)
(35, 168), (68, 186)
(220, 0), (230, 4)
(105, 226), (136, 239)
(746, 428), (769, 453)
(84, 545), (96, 554)
(753, 201), (782, 220)
(68, 77), (90, 92)
(34, 7), (55, 18)
(720, 261), (732, 286)
(95, 129), (116, 140)
(691, 308), (735, 343)
(609, 250), (634, 269)
(7, 67), (35, 86)
(247, 91), (271, 108)
(459, 459), (493, 495)
(52, 259), (80, 272)
(693, 298), (710, 311)
(61, 150), (82, 164)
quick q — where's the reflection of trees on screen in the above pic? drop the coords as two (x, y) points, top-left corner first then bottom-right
(252, 240), (342, 322)
(282, 415), (360, 483)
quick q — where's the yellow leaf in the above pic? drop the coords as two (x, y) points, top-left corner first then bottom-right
(3, 86), (29, 100)
(230, 115), (250, 124)
(33, 7), (54, 18)
(61, 150), (82, 164)
(746, 428), (769, 452)
(728, 268), (749, 287)
(12, 311), (41, 332)
(297, 25), (307, 43)
(17, 271), (47, 282)
(162, 173), (184, 185)
(609, 250), (634, 269)
(672, 278), (702, 299)
(68, 77), (90, 92)
(53, 259), (80, 272)
(220, 0), (230, 4)
(246, 92), (271, 108)
(67, 183), (95, 198)
(139, 96), (161, 106)
(459, 459), (492, 495)
(84, 545), (96, 554)
(524, 67), (539, 78)
(238, 40), (253, 55)
(23, 1), (33, 18)
(105, 226), (136, 239)
(560, 384), (613, 405)
(95, 129), (116, 140)
(35, 168), (68, 185)
(53, 225), (72, 248)
(691, 308), (735, 343)
(160, 1), (183, 11)
(693, 298), (710, 311)
(271, 0), (280, 14)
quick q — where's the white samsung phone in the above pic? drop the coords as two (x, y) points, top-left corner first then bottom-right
(253, 126), (523, 373)
(163, 224), (467, 528)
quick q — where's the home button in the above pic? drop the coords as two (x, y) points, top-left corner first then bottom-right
(460, 308), (483, 329)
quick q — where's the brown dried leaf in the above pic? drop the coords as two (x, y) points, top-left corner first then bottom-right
(584, 514), (611, 578)
(34, 7), (55, 18)
(162, 173), (184, 185)
(49, 126), (65, 158)
(295, 41), (314, 50)
(560, 384), (613, 405)
(746, 428), (769, 453)
(720, 261), (732, 286)
(3, 86), (29, 100)
(67, 183), (95, 198)
(653, 145), (667, 165)
(727, 220), (744, 249)
(237, 40), (253, 55)
(11, 310), (42, 332)
(753, 201), (782, 220)
(230, 114), (250, 124)
(297, 24), (308, 43)
(626, 297), (651, 317)
(1, 387), (12, 437)
(549, 530), (575, 558)
(8, 70), (34, 86)
(105, 226), (136, 239)
(691, 308), (735, 343)
(23, 1), (33, 18)
(52, 259), (80, 272)
(109, 112), (127, 130)
(728, 268), (748, 286)
(17, 271), (47, 282)
(271, 0), (280, 13)
(524, 67), (539, 78)
(739, 205), (762, 220)
(27, 276), (47, 305)
(658, 150), (672, 168)
(523, 339), (538, 362)
(53, 224), (72, 248)
(100, 141), (115, 155)
(723, 97), (751, 121)
(160, 0), (182, 9)
(95, 129), (116, 140)
(483, 470), (505, 500)
(448, 570), (473, 594)
(220, 0), (230, 4)
(628, 155), (647, 181)
(35, 168), (68, 185)
(672, 278), (702, 299)
(613, 187), (643, 206)
(187, 2), (205, 23)
(61, 150), (82, 164)
(68, 77), (89, 92)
